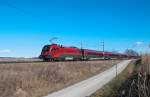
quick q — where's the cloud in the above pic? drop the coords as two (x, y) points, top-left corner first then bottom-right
(135, 41), (143, 46)
(0, 49), (12, 54)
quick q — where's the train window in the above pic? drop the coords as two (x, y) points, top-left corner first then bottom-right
(42, 45), (50, 51)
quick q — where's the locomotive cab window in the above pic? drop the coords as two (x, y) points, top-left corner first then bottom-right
(42, 45), (50, 52)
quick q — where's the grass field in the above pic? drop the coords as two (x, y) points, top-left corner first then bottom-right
(0, 60), (121, 97)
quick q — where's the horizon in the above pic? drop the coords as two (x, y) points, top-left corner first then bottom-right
(0, 0), (150, 57)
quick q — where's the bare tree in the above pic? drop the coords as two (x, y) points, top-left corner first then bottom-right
(124, 49), (139, 56)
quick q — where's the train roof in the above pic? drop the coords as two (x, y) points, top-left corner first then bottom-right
(51, 44), (79, 49)
(50, 44), (128, 55)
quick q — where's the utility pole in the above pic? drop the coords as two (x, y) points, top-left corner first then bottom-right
(81, 41), (83, 49)
(148, 44), (150, 74)
(116, 63), (118, 78)
(100, 41), (105, 59)
(81, 41), (84, 60)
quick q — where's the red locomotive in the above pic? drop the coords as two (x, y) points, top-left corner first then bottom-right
(39, 44), (136, 61)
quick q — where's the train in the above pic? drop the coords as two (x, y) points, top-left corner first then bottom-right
(39, 44), (138, 61)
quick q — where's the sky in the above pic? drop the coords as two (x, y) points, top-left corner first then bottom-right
(0, 0), (150, 57)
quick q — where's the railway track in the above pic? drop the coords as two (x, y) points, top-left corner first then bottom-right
(0, 58), (43, 64)
(0, 60), (43, 64)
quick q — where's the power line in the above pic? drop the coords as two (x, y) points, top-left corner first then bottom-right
(81, 41), (83, 49)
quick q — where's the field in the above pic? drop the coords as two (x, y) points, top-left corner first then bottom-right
(0, 60), (121, 97)
(0, 58), (40, 63)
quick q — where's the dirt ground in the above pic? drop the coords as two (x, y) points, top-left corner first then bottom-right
(0, 60), (121, 97)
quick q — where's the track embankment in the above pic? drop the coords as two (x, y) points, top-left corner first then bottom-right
(0, 60), (121, 97)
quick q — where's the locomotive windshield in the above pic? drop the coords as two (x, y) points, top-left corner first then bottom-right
(42, 45), (50, 52)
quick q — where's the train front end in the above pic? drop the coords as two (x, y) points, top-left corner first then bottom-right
(39, 45), (52, 61)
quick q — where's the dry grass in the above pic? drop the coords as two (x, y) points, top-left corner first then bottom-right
(90, 60), (136, 97)
(141, 54), (150, 74)
(0, 60), (120, 97)
(126, 54), (150, 97)
(112, 55), (150, 97)
(90, 55), (150, 97)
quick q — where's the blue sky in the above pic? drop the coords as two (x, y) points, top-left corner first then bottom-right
(0, 0), (150, 57)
